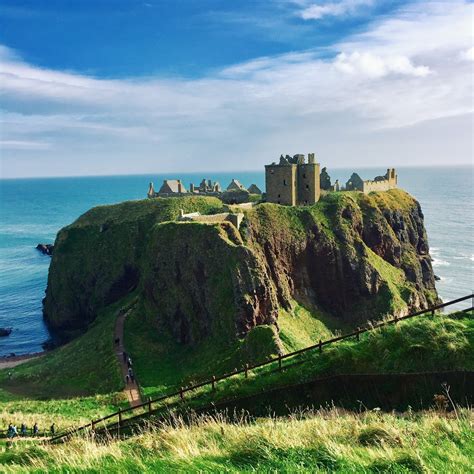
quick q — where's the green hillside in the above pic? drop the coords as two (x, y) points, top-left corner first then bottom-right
(0, 409), (472, 473)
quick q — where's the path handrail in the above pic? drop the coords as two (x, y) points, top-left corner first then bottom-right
(49, 294), (473, 443)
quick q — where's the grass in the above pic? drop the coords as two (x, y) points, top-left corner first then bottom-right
(0, 408), (472, 472)
(0, 308), (122, 400)
(0, 299), (130, 432)
(0, 394), (125, 434)
(275, 301), (334, 351)
(125, 298), (340, 399)
(134, 312), (473, 415)
(124, 303), (284, 399)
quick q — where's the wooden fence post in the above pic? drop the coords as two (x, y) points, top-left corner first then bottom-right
(148, 398), (152, 413)
(278, 354), (282, 371)
(431, 309), (435, 316)
(245, 364), (249, 378)
(356, 328), (360, 341)
(118, 409), (122, 426)
(91, 420), (95, 434)
(180, 387), (184, 400)
(212, 376), (216, 391)
(319, 339), (322, 353)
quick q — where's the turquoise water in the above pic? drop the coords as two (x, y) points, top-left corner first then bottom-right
(0, 167), (472, 356)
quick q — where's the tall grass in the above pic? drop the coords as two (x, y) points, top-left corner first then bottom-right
(0, 408), (472, 472)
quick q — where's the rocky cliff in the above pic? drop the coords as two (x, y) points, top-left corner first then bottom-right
(43, 190), (438, 345)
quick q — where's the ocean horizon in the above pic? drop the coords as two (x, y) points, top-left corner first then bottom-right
(1, 165), (473, 357)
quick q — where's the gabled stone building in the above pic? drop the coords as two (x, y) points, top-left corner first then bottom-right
(265, 153), (320, 206)
(227, 179), (246, 192)
(248, 184), (262, 195)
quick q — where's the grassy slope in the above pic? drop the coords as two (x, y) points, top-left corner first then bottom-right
(0, 308), (121, 400)
(125, 299), (333, 399)
(143, 312), (473, 413)
(0, 301), (131, 429)
(1, 409), (472, 472)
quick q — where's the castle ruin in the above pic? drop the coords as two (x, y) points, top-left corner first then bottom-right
(148, 178), (261, 199)
(265, 153), (320, 206)
(345, 168), (397, 193)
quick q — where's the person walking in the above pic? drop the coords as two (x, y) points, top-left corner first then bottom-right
(125, 374), (130, 384)
(33, 423), (39, 437)
(20, 423), (27, 437)
(50, 423), (56, 436)
(122, 351), (127, 363)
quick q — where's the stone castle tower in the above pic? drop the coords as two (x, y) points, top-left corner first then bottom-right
(265, 153), (320, 206)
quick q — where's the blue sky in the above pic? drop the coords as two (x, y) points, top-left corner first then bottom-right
(1, 0), (403, 77)
(0, 0), (472, 177)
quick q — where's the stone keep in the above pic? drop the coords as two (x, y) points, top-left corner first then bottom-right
(265, 153), (320, 206)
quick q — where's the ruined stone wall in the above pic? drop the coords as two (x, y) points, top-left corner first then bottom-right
(265, 164), (297, 206)
(179, 212), (245, 230)
(297, 163), (321, 205)
(363, 169), (397, 193)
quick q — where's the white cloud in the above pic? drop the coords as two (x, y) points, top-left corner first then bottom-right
(334, 51), (431, 78)
(0, 140), (51, 150)
(299, 0), (373, 20)
(0, 0), (472, 177)
(459, 47), (474, 62)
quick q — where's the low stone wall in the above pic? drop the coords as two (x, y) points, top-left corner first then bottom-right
(362, 179), (397, 193)
(179, 212), (244, 230)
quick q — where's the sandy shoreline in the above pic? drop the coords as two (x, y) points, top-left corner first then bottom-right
(0, 352), (45, 369)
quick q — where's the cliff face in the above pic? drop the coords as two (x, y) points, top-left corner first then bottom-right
(243, 190), (437, 321)
(43, 190), (438, 344)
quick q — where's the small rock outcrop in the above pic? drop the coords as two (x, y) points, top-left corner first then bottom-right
(0, 328), (12, 337)
(36, 244), (54, 256)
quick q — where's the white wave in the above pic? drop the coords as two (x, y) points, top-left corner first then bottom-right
(432, 258), (450, 267)
(0, 223), (59, 237)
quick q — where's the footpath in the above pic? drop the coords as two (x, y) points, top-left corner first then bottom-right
(114, 311), (142, 407)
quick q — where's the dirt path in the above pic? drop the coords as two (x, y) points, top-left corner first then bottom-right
(114, 311), (142, 407)
(0, 353), (44, 369)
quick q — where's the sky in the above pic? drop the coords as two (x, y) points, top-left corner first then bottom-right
(0, 0), (473, 178)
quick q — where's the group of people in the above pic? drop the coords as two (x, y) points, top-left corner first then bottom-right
(5, 422), (55, 438)
(123, 351), (135, 384)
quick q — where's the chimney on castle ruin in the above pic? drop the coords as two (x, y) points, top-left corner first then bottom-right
(308, 153), (315, 164)
(147, 182), (155, 198)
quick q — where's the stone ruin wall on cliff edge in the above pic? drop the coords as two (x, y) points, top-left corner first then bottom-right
(178, 211), (245, 230)
(362, 168), (398, 193)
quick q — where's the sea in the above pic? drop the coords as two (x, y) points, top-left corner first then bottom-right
(0, 166), (473, 357)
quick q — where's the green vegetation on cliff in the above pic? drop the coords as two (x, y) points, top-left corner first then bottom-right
(130, 311), (473, 411)
(0, 192), (470, 473)
(35, 190), (444, 402)
(44, 196), (224, 334)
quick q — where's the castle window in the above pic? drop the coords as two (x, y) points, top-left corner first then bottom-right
(270, 169), (274, 174)
(283, 179), (287, 186)
(306, 184), (309, 190)
(303, 173), (306, 179)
